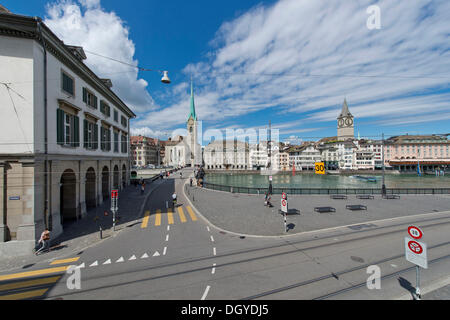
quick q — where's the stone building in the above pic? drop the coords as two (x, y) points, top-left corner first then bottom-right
(384, 134), (450, 172)
(0, 12), (135, 256)
(130, 136), (161, 167)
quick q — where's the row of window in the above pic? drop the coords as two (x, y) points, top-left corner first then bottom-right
(56, 109), (127, 153)
(62, 71), (128, 129)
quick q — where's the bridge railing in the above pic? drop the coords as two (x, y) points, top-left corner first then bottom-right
(202, 182), (450, 195)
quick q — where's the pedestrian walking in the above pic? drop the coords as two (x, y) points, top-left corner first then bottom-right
(35, 228), (50, 255)
(180, 172), (182, 179)
(190, 178), (193, 187)
(141, 181), (145, 195)
(172, 192), (177, 208)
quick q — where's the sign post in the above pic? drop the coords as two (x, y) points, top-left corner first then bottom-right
(111, 190), (119, 231)
(404, 225), (426, 300)
(281, 193), (288, 233)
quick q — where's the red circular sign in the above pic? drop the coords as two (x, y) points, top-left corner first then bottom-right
(282, 199), (287, 206)
(408, 226), (423, 240)
(408, 241), (423, 254)
(282, 193), (287, 200)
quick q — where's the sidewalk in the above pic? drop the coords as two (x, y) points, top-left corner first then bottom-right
(0, 178), (163, 273)
(185, 186), (450, 236)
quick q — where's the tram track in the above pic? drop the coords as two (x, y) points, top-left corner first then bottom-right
(240, 240), (450, 300)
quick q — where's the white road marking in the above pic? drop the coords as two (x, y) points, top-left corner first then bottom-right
(129, 255), (137, 260)
(201, 285), (211, 300)
(89, 261), (98, 267)
(210, 235), (214, 242)
(153, 251), (160, 257)
(206, 226), (210, 232)
(391, 264), (398, 268)
(76, 263), (85, 269)
(103, 259), (111, 265)
(212, 263), (216, 274)
(167, 225), (170, 231)
(213, 247), (216, 256)
(116, 257), (124, 263)
(163, 247), (167, 255)
(141, 253), (149, 259)
(166, 234), (169, 241)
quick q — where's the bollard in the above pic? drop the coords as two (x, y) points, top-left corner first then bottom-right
(99, 226), (103, 239)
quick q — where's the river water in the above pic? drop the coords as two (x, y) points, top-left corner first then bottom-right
(204, 173), (450, 189)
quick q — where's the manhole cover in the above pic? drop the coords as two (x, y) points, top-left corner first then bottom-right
(350, 256), (365, 263)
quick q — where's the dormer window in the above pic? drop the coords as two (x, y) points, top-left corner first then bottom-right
(82, 87), (97, 109)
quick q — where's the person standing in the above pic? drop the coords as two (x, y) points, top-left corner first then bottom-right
(141, 181), (145, 195)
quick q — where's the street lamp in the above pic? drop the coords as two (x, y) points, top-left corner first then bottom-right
(161, 71), (171, 84)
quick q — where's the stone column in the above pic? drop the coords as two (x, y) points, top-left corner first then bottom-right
(0, 162), (9, 242)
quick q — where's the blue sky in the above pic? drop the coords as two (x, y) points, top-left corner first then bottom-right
(2, 0), (450, 145)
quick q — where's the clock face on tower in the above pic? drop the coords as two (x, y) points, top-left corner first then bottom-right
(344, 118), (353, 126)
(338, 119), (344, 127)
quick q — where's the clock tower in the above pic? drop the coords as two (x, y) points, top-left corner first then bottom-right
(337, 98), (354, 140)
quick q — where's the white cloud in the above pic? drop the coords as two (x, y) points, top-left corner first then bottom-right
(44, 0), (155, 113)
(138, 0), (450, 137)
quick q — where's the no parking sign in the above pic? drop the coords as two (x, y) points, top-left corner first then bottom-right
(281, 193), (288, 213)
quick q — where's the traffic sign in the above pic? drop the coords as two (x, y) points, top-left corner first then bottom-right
(315, 162), (325, 175)
(281, 198), (288, 213)
(281, 192), (287, 200)
(111, 190), (118, 199)
(269, 176), (273, 181)
(408, 226), (423, 240)
(405, 237), (428, 269)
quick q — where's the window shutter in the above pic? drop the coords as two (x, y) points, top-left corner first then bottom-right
(56, 109), (65, 145)
(100, 127), (104, 150)
(107, 129), (111, 151)
(82, 87), (87, 103)
(94, 95), (98, 109)
(83, 119), (88, 148)
(94, 123), (98, 149)
(73, 115), (80, 147)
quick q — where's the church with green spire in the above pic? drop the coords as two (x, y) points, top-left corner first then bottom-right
(186, 80), (200, 167)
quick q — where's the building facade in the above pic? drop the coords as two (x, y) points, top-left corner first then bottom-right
(288, 143), (322, 171)
(384, 135), (450, 172)
(0, 13), (135, 255)
(130, 136), (161, 167)
(204, 140), (249, 170)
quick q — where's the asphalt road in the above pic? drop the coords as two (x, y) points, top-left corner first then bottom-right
(1, 168), (449, 300)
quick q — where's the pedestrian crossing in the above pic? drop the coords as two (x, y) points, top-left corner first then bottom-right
(0, 272), (64, 300)
(141, 206), (197, 229)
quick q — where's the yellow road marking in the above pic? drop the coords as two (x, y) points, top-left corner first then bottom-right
(0, 266), (69, 282)
(155, 209), (161, 226)
(0, 276), (61, 292)
(0, 288), (49, 300)
(141, 210), (150, 228)
(167, 209), (174, 225)
(50, 257), (80, 265)
(186, 206), (198, 221)
(178, 207), (187, 223)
